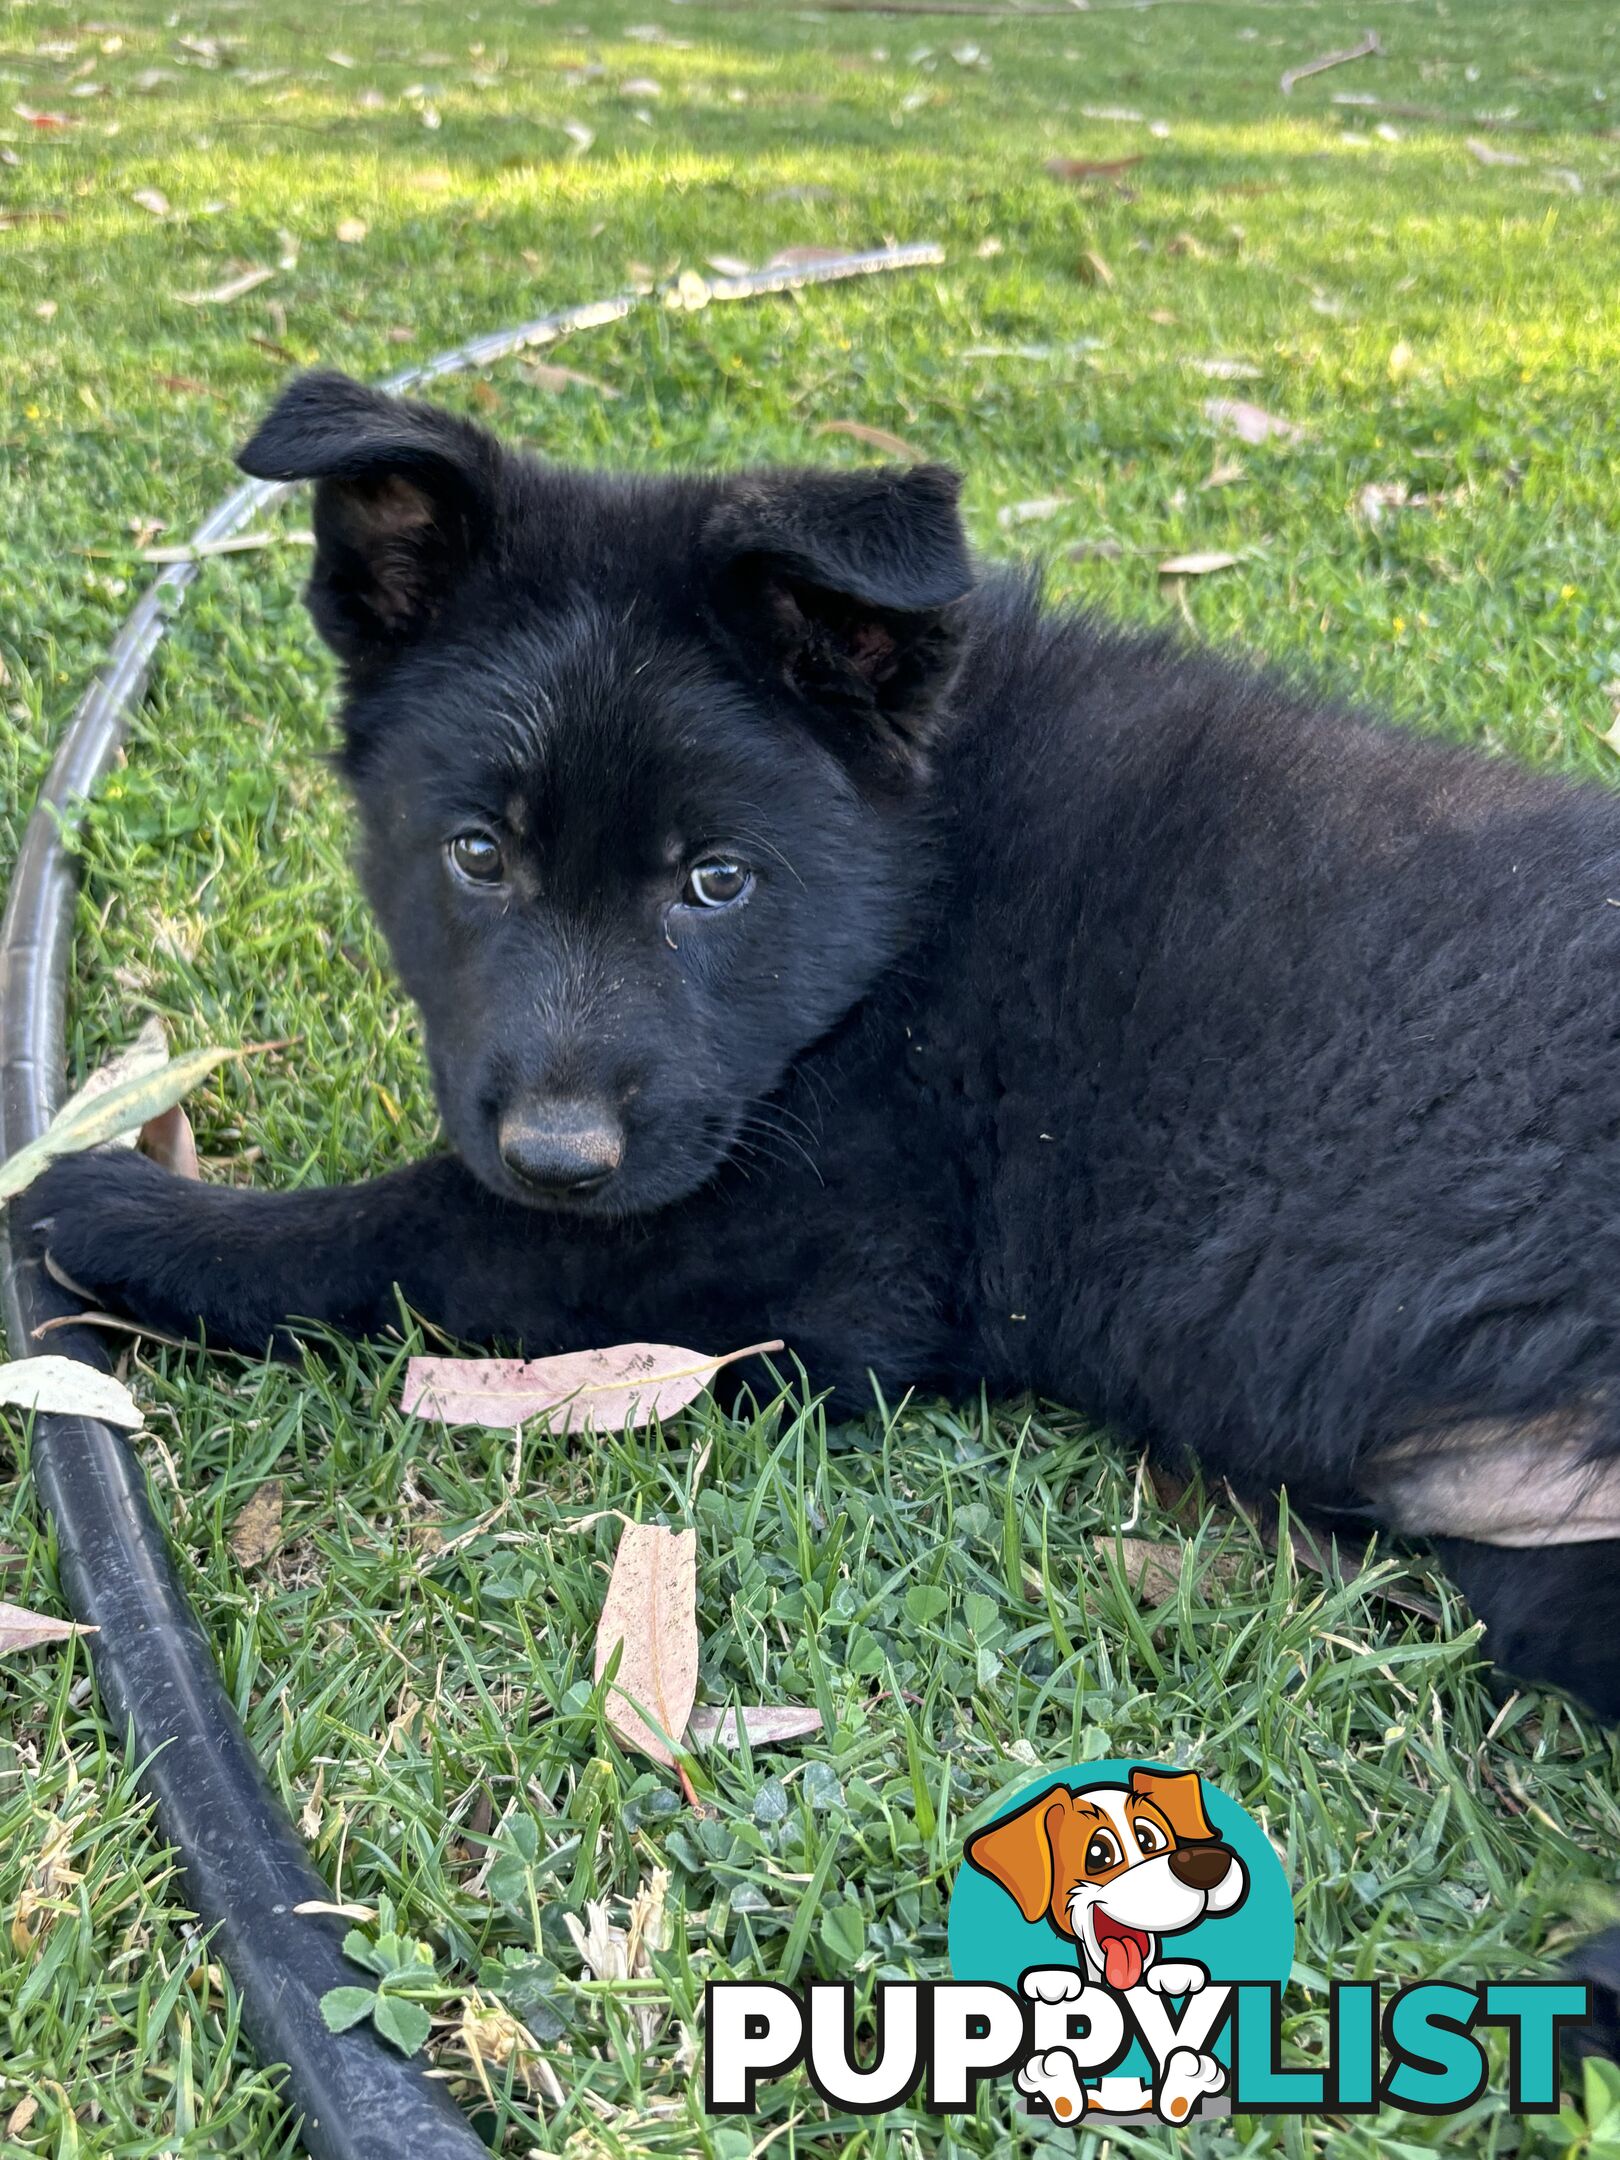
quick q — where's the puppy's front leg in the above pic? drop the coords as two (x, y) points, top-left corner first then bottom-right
(25, 1147), (522, 1354)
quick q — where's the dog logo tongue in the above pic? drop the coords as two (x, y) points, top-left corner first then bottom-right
(1102, 1928), (1146, 1990)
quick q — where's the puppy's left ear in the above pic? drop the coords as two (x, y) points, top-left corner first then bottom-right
(705, 463), (974, 776)
(1129, 1768), (1218, 1845)
(237, 370), (503, 666)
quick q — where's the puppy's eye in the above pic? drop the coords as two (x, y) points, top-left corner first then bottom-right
(447, 831), (505, 886)
(681, 857), (752, 910)
(1134, 1820), (1168, 1856)
(1084, 1832), (1121, 1873)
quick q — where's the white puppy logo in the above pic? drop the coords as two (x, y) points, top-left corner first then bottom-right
(966, 1767), (1247, 2123)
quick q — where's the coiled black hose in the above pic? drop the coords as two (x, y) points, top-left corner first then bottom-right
(0, 245), (943, 2160)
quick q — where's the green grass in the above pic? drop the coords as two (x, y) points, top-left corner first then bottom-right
(4, 0), (1620, 2151)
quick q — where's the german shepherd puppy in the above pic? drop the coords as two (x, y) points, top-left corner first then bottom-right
(30, 372), (1620, 1762)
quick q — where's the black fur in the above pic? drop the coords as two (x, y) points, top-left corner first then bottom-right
(30, 373), (1620, 1739)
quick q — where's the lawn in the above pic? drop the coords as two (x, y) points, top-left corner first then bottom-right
(3, 0), (1620, 2152)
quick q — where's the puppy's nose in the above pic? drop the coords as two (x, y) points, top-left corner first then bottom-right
(498, 1100), (624, 1196)
(1168, 1844), (1232, 1892)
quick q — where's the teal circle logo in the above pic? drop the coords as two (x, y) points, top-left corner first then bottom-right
(948, 1760), (1293, 2122)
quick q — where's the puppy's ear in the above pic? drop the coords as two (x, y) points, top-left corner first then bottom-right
(236, 370), (502, 665)
(704, 463), (974, 775)
(965, 1787), (1072, 1924)
(1129, 1768), (1217, 1845)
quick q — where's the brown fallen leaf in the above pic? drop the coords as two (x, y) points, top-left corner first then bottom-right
(1204, 397), (1305, 447)
(1202, 455), (1245, 490)
(1076, 249), (1115, 289)
(335, 216), (367, 244)
(1098, 1536), (1241, 1605)
(176, 265), (275, 306)
(1279, 29), (1380, 95)
(229, 1480), (283, 1569)
(155, 373), (216, 398)
(402, 1339), (781, 1434)
(1466, 138), (1527, 168)
(469, 380), (501, 413)
(130, 186), (170, 217)
(139, 1100), (199, 1178)
(522, 360), (621, 399)
(0, 1602), (95, 1654)
(815, 419), (924, 461)
(1045, 155), (1144, 182)
(687, 1705), (823, 1748)
(1167, 232), (1211, 260)
(1158, 550), (1242, 578)
(5, 2097), (38, 2139)
(595, 1522), (698, 1766)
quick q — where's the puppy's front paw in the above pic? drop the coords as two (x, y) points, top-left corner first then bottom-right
(1155, 2046), (1224, 2123)
(1021, 1965), (1088, 2004)
(25, 1147), (208, 1334)
(1143, 1960), (1208, 1998)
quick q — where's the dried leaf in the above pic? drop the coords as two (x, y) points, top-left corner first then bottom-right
(1076, 249), (1114, 288)
(1358, 480), (1410, 524)
(687, 1704), (823, 1748)
(1202, 455), (1245, 490)
(595, 1523), (698, 1765)
(1098, 1536), (1241, 1604)
(0, 1039), (250, 1202)
(1204, 397), (1305, 447)
(130, 186), (170, 217)
(1466, 138), (1527, 167)
(1279, 30), (1380, 95)
(1045, 154), (1143, 181)
(1190, 357), (1261, 381)
(401, 1339), (781, 1434)
(997, 497), (1066, 529)
(522, 360), (621, 398)
(175, 265), (275, 306)
(5, 2098), (38, 2138)
(229, 1480), (283, 1568)
(815, 419), (923, 460)
(765, 244), (847, 270)
(0, 1356), (144, 1431)
(335, 216), (368, 244)
(56, 1017), (167, 1147)
(0, 1601), (95, 1655)
(1158, 550), (1241, 577)
(139, 1100), (199, 1178)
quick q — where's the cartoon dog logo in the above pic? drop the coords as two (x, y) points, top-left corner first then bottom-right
(965, 1767), (1247, 2123)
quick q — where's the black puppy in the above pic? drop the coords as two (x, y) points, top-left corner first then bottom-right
(30, 370), (1620, 1726)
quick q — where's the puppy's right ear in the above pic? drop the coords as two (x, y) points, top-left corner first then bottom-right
(965, 1787), (1071, 1924)
(237, 371), (502, 665)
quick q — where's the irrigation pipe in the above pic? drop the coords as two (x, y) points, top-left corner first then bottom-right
(0, 241), (943, 2160)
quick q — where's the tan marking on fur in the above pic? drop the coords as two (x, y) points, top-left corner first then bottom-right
(1365, 1405), (1620, 1547)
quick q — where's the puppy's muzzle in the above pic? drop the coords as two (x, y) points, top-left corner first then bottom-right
(498, 1099), (624, 1197)
(1168, 1844), (1234, 1893)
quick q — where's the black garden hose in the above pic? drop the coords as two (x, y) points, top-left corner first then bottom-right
(0, 246), (942, 2160)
